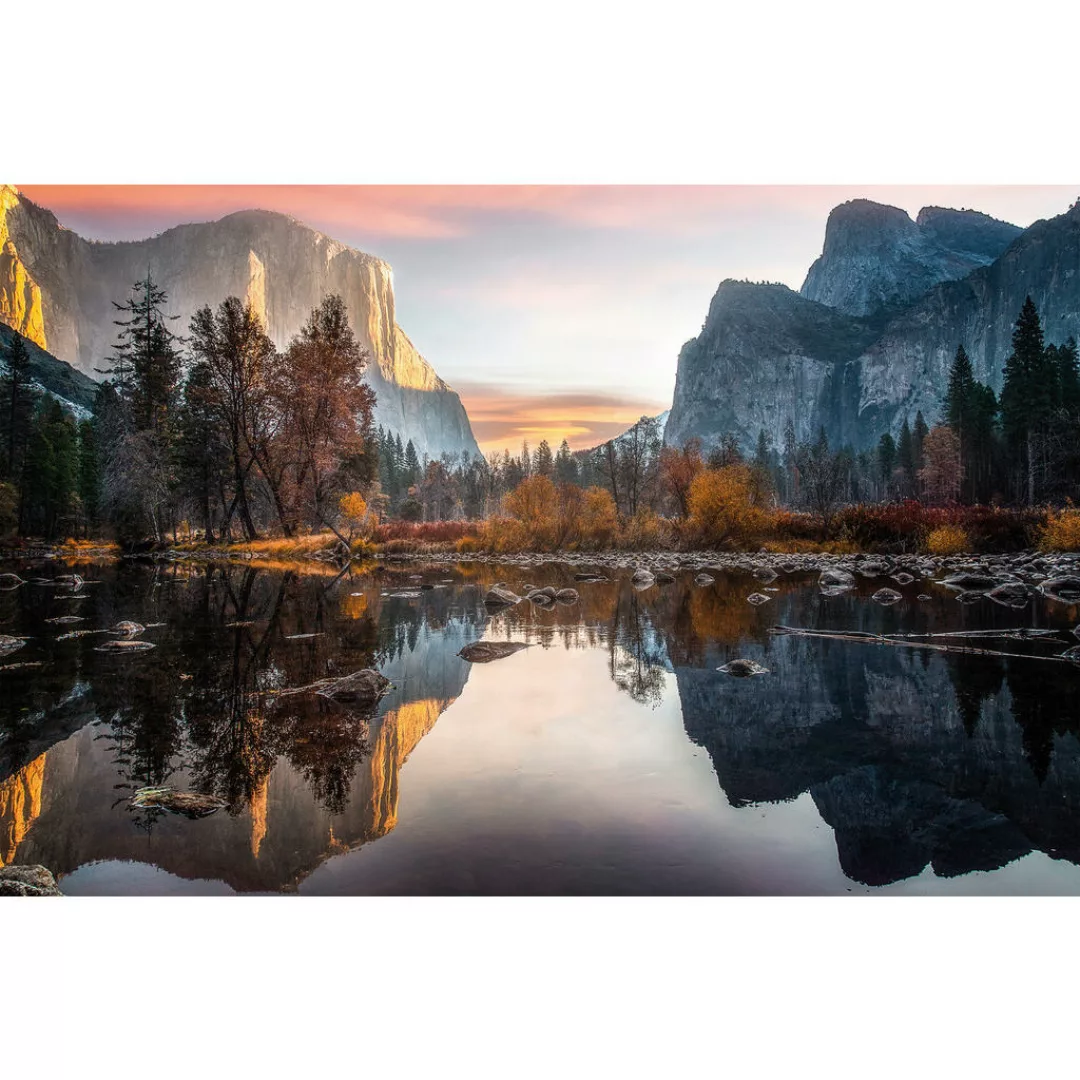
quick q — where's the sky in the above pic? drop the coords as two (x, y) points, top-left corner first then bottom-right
(18, 185), (1079, 454)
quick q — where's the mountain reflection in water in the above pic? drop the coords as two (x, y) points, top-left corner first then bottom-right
(2, 558), (1080, 895)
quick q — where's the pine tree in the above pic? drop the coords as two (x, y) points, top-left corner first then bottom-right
(943, 344), (975, 436)
(1000, 296), (1053, 503)
(403, 439), (420, 489)
(2, 332), (36, 484)
(897, 419), (915, 496)
(77, 418), (100, 536)
(877, 432), (897, 499)
(534, 438), (554, 477)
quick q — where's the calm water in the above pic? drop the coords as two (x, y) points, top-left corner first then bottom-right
(3, 556), (1080, 895)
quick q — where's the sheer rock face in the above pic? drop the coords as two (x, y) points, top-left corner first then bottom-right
(800, 199), (1020, 318)
(667, 200), (1080, 453)
(0, 323), (98, 415)
(0, 186), (480, 460)
(665, 281), (876, 452)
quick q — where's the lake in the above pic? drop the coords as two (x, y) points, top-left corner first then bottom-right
(3, 553), (1080, 895)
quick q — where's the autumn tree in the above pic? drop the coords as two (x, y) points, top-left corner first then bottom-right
(187, 297), (278, 540)
(919, 425), (963, 505)
(659, 437), (704, 518)
(267, 295), (377, 540)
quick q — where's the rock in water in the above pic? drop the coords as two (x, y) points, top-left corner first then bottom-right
(111, 620), (146, 637)
(631, 570), (655, 590)
(316, 669), (391, 706)
(941, 573), (998, 592)
(555, 588), (579, 604)
(872, 588), (903, 605)
(0, 634), (26, 657)
(94, 639), (155, 653)
(130, 787), (226, 819)
(458, 641), (531, 664)
(719, 659), (769, 677)
(574, 573), (608, 582)
(484, 586), (521, 607)
(746, 592), (772, 605)
(1040, 577), (1080, 604)
(891, 572), (915, 585)
(819, 568), (855, 590)
(0, 865), (63, 896)
(0, 573), (24, 590)
(694, 573), (715, 586)
(986, 582), (1031, 608)
(654, 572), (676, 584)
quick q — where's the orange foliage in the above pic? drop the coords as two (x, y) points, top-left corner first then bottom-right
(685, 464), (773, 549)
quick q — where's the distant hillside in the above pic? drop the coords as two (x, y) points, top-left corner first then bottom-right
(0, 322), (97, 416)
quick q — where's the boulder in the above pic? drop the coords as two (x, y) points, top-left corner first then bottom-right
(986, 582), (1031, 608)
(694, 573), (716, 586)
(747, 592), (771, 605)
(316, 669), (391, 706)
(94, 639), (155, 653)
(484, 586), (521, 607)
(941, 573), (998, 592)
(0, 573), (24, 590)
(0, 865), (62, 896)
(718, 659), (769, 677)
(555, 588), (579, 604)
(130, 787), (227, 819)
(819, 568), (855, 589)
(458, 641), (531, 663)
(1040, 576), (1080, 604)
(871, 588), (902, 605)
(0, 634), (26, 657)
(654, 571), (676, 584)
(112, 620), (146, 637)
(631, 570), (655, 590)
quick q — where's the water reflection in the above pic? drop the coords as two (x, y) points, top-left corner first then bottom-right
(1, 557), (1080, 893)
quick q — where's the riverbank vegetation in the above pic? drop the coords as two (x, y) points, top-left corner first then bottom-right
(2, 287), (1080, 558)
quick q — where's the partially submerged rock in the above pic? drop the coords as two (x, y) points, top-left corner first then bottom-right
(871, 588), (903, 605)
(746, 592), (771, 605)
(819, 568), (855, 590)
(654, 571), (676, 585)
(719, 658), (769, 677)
(694, 573), (715, 587)
(316, 669), (391, 706)
(986, 582), (1031, 608)
(631, 569), (655, 590)
(0, 634), (27, 657)
(458, 641), (531, 663)
(1040, 576), (1080, 604)
(0, 573), (24, 591)
(555, 588), (579, 604)
(112, 620), (145, 637)
(0, 865), (62, 896)
(484, 586), (521, 607)
(131, 787), (227, 819)
(94, 638), (155, 653)
(574, 573), (608, 582)
(941, 573), (999, 593)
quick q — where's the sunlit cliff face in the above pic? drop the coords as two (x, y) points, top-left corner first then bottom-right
(0, 754), (46, 868)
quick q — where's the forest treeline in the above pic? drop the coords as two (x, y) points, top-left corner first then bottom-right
(1, 284), (1079, 553)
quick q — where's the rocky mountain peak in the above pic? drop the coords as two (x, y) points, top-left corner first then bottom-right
(0, 186), (481, 461)
(801, 198), (1020, 317)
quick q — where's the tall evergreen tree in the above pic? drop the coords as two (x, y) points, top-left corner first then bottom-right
(1000, 296), (1053, 503)
(943, 344), (975, 436)
(2, 332), (36, 484)
(897, 419), (915, 496)
(877, 432), (897, 498)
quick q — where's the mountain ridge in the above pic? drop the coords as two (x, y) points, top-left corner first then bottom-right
(0, 185), (481, 461)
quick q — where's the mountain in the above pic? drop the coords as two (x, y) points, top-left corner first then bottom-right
(0, 322), (98, 417)
(0, 185), (480, 460)
(800, 199), (1020, 317)
(666, 198), (1080, 453)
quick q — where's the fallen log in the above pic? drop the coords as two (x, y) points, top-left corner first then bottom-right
(768, 625), (1080, 665)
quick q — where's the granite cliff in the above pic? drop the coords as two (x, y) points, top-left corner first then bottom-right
(0, 185), (480, 460)
(666, 198), (1080, 453)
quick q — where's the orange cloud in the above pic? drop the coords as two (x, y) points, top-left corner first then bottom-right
(457, 384), (667, 455)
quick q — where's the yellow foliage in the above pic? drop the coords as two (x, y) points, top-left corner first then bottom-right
(579, 486), (619, 549)
(620, 508), (670, 551)
(686, 465), (773, 549)
(1039, 506), (1080, 552)
(339, 491), (375, 541)
(925, 524), (971, 555)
